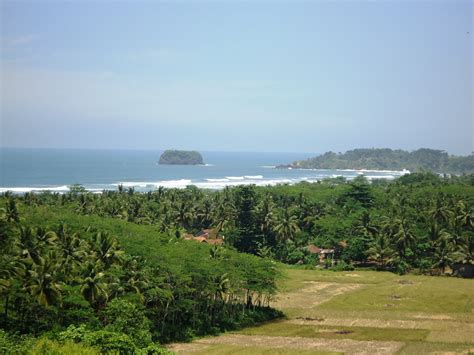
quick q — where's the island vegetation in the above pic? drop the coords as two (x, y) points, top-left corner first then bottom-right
(281, 148), (474, 174)
(158, 150), (204, 165)
(0, 173), (473, 352)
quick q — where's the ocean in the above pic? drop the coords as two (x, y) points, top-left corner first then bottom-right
(0, 148), (406, 193)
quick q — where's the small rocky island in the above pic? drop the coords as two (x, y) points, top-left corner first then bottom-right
(158, 150), (204, 165)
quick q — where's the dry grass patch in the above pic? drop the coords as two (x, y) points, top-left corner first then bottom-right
(426, 328), (474, 344)
(397, 341), (474, 354)
(277, 268), (396, 292)
(179, 334), (403, 355)
(191, 344), (341, 354)
(272, 281), (361, 310)
(235, 322), (429, 342)
(318, 275), (474, 315)
(288, 317), (473, 332)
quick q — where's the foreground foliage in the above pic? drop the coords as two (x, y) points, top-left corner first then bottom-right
(0, 196), (280, 352)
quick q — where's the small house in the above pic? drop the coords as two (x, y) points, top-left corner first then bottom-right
(306, 244), (335, 264)
(183, 228), (224, 245)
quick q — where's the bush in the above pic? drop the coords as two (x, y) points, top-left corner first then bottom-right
(28, 338), (99, 355)
(58, 325), (136, 353)
(0, 330), (34, 354)
(83, 330), (137, 354)
(56, 324), (89, 343)
(60, 286), (99, 328)
(138, 343), (173, 355)
(393, 259), (411, 275)
(101, 298), (152, 348)
(56, 324), (170, 354)
(330, 260), (355, 271)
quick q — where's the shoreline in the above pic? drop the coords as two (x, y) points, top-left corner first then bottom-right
(0, 169), (404, 194)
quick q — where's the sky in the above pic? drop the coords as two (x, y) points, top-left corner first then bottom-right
(1, 0), (472, 155)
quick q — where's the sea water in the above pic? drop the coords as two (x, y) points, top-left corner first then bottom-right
(0, 148), (407, 193)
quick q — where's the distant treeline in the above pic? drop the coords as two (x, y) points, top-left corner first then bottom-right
(284, 148), (474, 174)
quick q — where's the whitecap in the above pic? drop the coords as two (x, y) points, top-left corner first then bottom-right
(244, 175), (263, 179)
(206, 178), (230, 182)
(226, 176), (245, 180)
(153, 179), (193, 188)
(0, 185), (70, 193)
(114, 182), (149, 188)
(364, 175), (396, 180)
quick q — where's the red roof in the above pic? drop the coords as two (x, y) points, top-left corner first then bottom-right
(306, 244), (322, 254)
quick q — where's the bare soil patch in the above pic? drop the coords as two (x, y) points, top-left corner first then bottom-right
(272, 281), (361, 310)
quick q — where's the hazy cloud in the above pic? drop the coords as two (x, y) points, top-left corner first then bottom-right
(2, 34), (39, 47)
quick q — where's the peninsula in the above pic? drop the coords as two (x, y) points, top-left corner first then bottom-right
(158, 150), (204, 165)
(278, 148), (474, 174)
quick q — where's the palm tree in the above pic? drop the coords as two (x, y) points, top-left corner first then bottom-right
(0, 253), (24, 323)
(356, 211), (379, 237)
(122, 257), (149, 303)
(213, 273), (230, 301)
(174, 201), (194, 229)
(452, 234), (474, 265)
(80, 262), (108, 306)
(36, 227), (57, 247)
(56, 223), (88, 275)
(25, 252), (63, 307)
(429, 197), (454, 225)
(367, 233), (395, 269)
(426, 223), (451, 258)
(212, 197), (234, 234)
(5, 199), (20, 223)
(392, 217), (417, 259)
(91, 231), (124, 269)
(197, 196), (213, 228)
(272, 208), (300, 243)
(18, 226), (41, 264)
(256, 193), (275, 235)
(456, 201), (474, 229)
(433, 236), (455, 274)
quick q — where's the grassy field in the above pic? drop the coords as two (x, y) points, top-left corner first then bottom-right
(169, 267), (474, 354)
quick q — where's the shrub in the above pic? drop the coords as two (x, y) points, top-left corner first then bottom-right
(28, 338), (99, 355)
(0, 330), (34, 354)
(330, 260), (355, 271)
(83, 330), (137, 354)
(138, 343), (173, 354)
(58, 325), (136, 353)
(101, 298), (152, 348)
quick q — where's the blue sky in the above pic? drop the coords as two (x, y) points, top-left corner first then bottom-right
(1, 0), (472, 154)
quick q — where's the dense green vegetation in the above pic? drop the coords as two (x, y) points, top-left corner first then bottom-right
(283, 148), (474, 174)
(0, 172), (472, 352)
(158, 150), (204, 165)
(0, 192), (280, 353)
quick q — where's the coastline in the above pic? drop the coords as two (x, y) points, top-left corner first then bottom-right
(0, 167), (407, 194)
